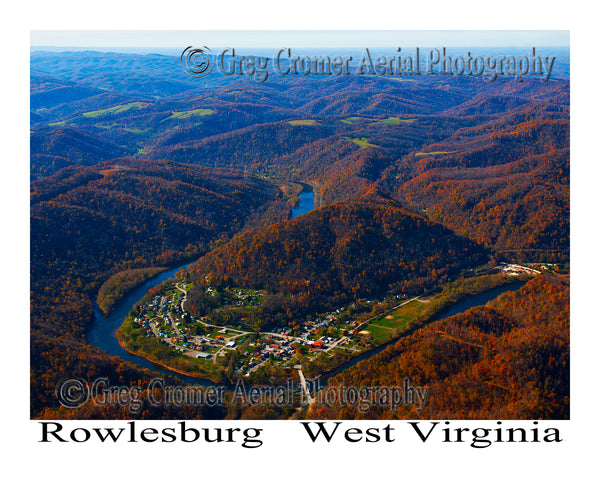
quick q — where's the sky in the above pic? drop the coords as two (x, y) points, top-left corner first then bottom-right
(30, 30), (569, 51)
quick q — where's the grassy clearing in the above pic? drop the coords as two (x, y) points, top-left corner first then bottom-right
(169, 108), (215, 119)
(47, 121), (66, 126)
(288, 119), (318, 126)
(94, 124), (147, 134)
(364, 324), (397, 343)
(344, 136), (379, 148)
(361, 296), (434, 343)
(340, 116), (364, 124)
(82, 102), (146, 118)
(372, 117), (415, 125)
(370, 299), (430, 331)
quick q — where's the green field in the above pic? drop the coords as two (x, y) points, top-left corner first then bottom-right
(363, 324), (397, 342)
(94, 124), (147, 134)
(345, 137), (379, 148)
(169, 108), (215, 119)
(340, 116), (364, 124)
(288, 119), (318, 126)
(363, 297), (432, 342)
(372, 117), (416, 125)
(82, 102), (146, 118)
(124, 127), (148, 134)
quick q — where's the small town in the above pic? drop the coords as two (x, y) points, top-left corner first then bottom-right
(125, 262), (551, 379)
(130, 281), (369, 378)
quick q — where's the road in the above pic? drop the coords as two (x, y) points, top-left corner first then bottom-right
(166, 312), (183, 340)
(294, 365), (315, 405)
(211, 331), (250, 363)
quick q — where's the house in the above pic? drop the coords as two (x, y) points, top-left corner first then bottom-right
(196, 352), (212, 359)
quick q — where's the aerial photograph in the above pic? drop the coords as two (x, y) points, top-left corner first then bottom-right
(30, 30), (570, 421)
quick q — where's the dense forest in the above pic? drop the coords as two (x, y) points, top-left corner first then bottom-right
(30, 49), (569, 419)
(186, 192), (488, 330)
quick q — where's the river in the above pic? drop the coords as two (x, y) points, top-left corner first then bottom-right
(87, 262), (216, 386)
(291, 190), (315, 218)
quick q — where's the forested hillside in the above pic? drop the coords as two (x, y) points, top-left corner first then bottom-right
(187, 193), (488, 329)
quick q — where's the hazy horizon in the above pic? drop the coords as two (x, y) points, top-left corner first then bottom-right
(30, 30), (570, 53)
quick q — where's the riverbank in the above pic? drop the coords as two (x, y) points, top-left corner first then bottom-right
(115, 320), (226, 385)
(96, 266), (169, 315)
(258, 177), (319, 215)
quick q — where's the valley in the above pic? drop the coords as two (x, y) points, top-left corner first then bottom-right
(30, 48), (570, 420)
(115, 262), (542, 387)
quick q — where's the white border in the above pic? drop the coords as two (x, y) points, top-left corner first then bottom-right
(4, 1), (597, 478)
